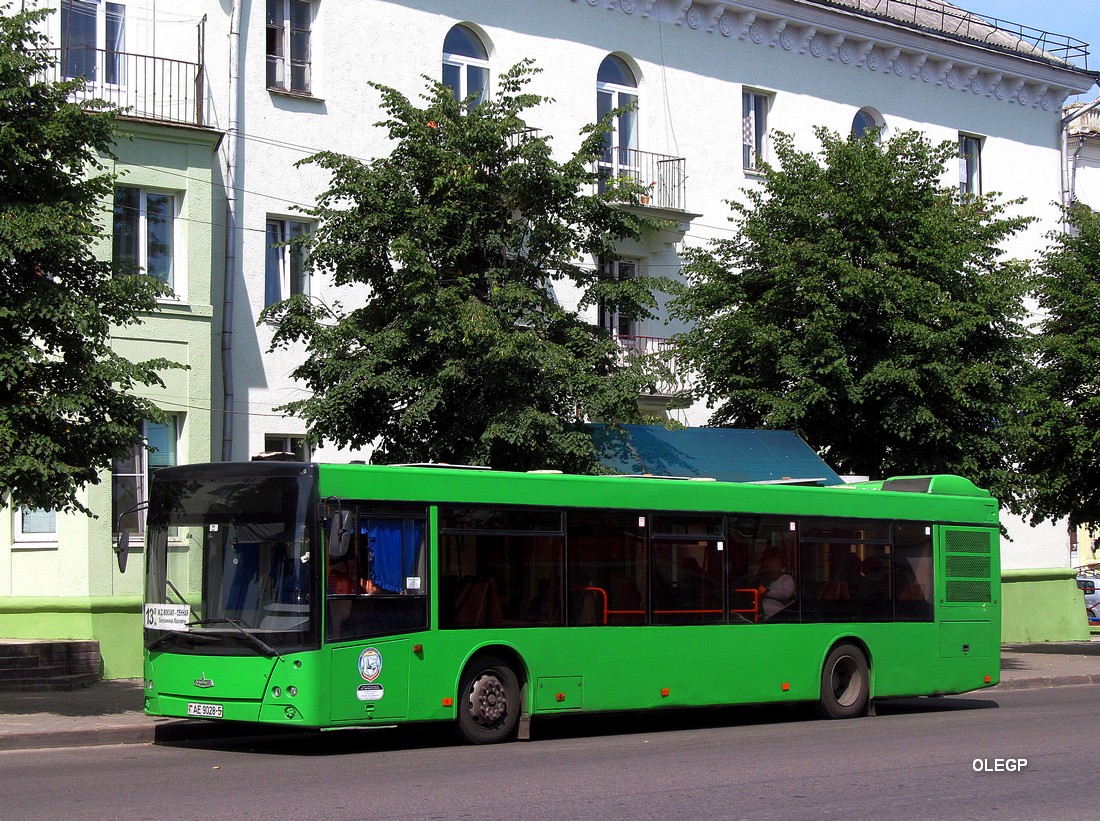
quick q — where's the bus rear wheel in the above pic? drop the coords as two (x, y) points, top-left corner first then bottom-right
(457, 655), (520, 744)
(817, 643), (869, 719)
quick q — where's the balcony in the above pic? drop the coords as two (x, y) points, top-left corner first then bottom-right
(614, 335), (691, 401)
(44, 47), (206, 128)
(596, 148), (687, 212)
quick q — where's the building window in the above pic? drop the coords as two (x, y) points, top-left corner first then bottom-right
(442, 24), (489, 107)
(13, 509), (58, 544)
(852, 107), (885, 140)
(959, 134), (983, 196)
(113, 187), (176, 290)
(597, 55), (639, 187)
(61, 0), (125, 85)
(265, 219), (310, 307)
(113, 418), (178, 537)
(267, 0), (312, 94)
(264, 434), (310, 461)
(598, 258), (638, 338)
(743, 90), (769, 171)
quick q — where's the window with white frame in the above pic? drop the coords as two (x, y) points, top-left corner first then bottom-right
(113, 186), (177, 290)
(267, 0), (313, 94)
(61, 0), (125, 85)
(264, 434), (310, 462)
(743, 90), (770, 171)
(959, 134), (983, 196)
(112, 417), (178, 537)
(442, 24), (489, 107)
(597, 55), (639, 186)
(265, 219), (310, 307)
(13, 508), (58, 545)
(598, 258), (639, 339)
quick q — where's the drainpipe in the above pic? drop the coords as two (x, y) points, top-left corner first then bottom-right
(221, 0), (241, 462)
(1060, 92), (1100, 209)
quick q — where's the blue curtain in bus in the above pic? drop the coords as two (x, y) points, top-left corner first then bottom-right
(366, 519), (422, 593)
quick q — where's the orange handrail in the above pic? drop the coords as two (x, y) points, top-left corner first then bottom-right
(585, 586), (762, 624)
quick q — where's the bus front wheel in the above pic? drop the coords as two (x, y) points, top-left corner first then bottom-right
(817, 643), (869, 719)
(456, 655), (520, 744)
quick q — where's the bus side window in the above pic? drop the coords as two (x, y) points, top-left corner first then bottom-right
(566, 509), (647, 626)
(894, 524), (934, 622)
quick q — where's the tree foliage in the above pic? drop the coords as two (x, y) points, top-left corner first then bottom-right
(1019, 202), (1100, 528)
(265, 62), (665, 472)
(670, 127), (1032, 498)
(0, 5), (177, 515)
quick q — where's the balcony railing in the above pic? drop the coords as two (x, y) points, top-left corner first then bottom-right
(614, 335), (690, 398)
(596, 148), (687, 212)
(43, 47), (206, 127)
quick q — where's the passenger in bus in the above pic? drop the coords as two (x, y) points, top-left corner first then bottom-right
(758, 553), (796, 619)
(329, 553), (361, 595)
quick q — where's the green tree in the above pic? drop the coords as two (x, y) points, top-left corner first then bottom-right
(0, 5), (177, 515)
(264, 63), (665, 471)
(1019, 202), (1100, 527)
(670, 127), (1032, 498)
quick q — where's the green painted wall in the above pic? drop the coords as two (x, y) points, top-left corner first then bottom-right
(0, 597), (143, 678)
(0, 119), (222, 680)
(1001, 568), (1090, 642)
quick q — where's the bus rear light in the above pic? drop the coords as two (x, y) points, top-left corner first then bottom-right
(661, 687), (670, 698)
(443, 697), (454, 707)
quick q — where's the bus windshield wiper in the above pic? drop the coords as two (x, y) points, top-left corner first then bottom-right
(188, 618), (283, 659)
(145, 629), (218, 652)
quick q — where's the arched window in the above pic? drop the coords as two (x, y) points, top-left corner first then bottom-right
(443, 25), (489, 107)
(852, 107), (885, 140)
(596, 55), (638, 184)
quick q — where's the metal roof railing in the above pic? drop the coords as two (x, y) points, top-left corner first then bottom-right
(812, 0), (1090, 70)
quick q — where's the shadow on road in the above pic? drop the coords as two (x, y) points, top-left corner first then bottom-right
(156, 694), (998, 756)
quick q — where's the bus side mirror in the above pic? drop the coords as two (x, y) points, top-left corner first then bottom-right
(114, 530), (129, 574)
(328, 510), (351, 558)
(113, 500), (148, 574)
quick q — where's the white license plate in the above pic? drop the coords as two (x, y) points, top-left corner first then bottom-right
(187, 702), (223, 718)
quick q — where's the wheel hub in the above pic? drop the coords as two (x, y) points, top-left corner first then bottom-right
(469, 673), (507, 724)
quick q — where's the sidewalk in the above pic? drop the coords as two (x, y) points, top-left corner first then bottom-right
(1, 641), (1097, 751)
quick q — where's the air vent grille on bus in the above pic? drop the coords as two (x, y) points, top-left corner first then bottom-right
(881, 477), (931, 493)
(944, 528), (994, 603)
(945, 529), (992, 554)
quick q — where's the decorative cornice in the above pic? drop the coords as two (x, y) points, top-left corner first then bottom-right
(572, 0), (1097, 110)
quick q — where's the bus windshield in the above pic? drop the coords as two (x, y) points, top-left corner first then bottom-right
(144, 467), (319, 654)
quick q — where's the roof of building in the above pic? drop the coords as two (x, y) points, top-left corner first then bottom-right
(805, 0), (1089, 69)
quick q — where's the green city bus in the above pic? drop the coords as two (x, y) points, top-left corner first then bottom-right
(139, 461), (1000, 743)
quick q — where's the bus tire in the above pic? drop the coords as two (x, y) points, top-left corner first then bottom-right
(456, 655), (521, 744)
(817, 642), (869, 719)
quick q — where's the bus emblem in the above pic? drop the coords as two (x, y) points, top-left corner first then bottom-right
(358, 648), (382, 682)
(194, 673), (214, 689)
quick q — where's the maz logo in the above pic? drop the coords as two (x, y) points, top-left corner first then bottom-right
(193, 673), (215, 689)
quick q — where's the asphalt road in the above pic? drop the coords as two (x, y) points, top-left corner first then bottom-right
(1, 685), (1095, 820)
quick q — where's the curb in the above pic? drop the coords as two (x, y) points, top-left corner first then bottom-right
(993, 673), (1100, 691)
(0, 723), (157, 752)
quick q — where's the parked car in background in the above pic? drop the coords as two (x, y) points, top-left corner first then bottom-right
(1076, 568), (1100, 624)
